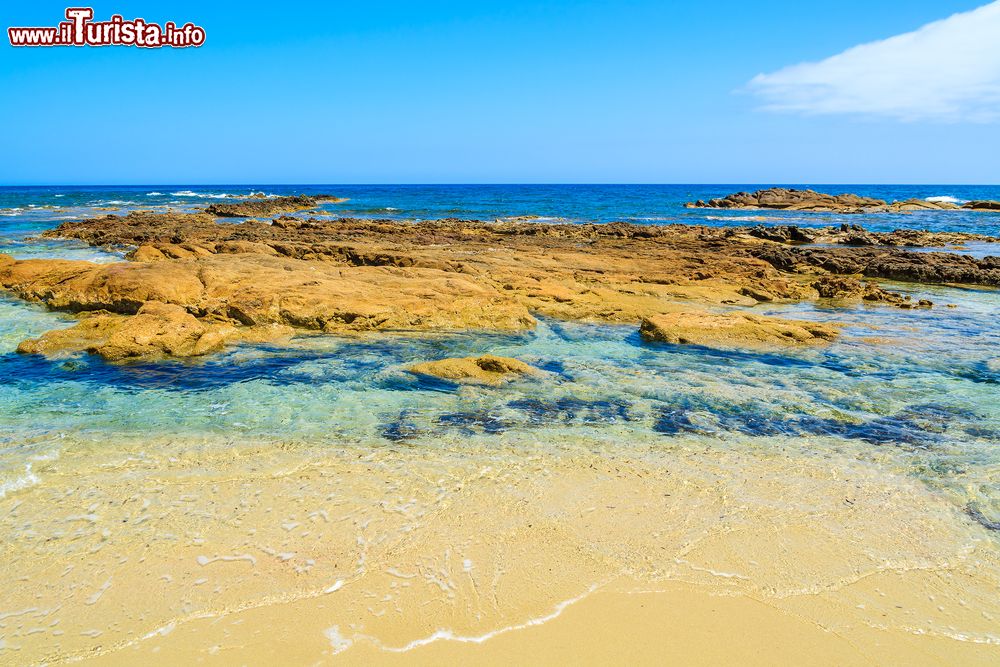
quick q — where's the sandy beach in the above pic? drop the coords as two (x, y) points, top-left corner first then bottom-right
(3, 430), (999, 664)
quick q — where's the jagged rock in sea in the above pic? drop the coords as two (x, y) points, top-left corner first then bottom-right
(685, 188), (887, 213)
(204, 194), (345, 218)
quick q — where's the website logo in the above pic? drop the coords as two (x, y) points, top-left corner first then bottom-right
(8, 7), (205, 48)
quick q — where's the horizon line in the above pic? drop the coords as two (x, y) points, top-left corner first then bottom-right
(2, 182), (999, 188)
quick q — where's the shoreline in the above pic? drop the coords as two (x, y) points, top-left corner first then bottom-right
(2, 431), (998, 664)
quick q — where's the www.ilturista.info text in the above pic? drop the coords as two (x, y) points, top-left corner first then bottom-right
(8, 8), (205, 47)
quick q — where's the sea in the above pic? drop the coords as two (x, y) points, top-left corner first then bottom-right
(1, 183), (998, 529)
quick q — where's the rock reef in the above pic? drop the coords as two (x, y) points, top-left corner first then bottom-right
(687, 188), (1000, 214)
(203, 194), (345, 218)
(3, 210), (996, 360)
(17, 301), (294, 361)
(738, 223), (996, 248)
(748, 244), (1000, 287)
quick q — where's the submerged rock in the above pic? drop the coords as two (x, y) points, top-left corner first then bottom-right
(408, 355), (540, 385)
(639, 311), (838, 350)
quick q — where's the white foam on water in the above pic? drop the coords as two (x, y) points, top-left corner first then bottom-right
(141, 621), (176, 639)
(705, 215), (771, 222)
(0, 463), (39, 499)
(146, 192), (164, 196)
(324, 625), (353, 654)
(358, 584), (601, 653)
(84, 578), (113, 606)
(926, 196), (967, 204)
(196, 554), (257, 567)
(169, 190), (277, 199)
(673, 557), (748, 580)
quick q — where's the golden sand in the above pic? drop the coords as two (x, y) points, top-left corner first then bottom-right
(2, 432), (998, 665)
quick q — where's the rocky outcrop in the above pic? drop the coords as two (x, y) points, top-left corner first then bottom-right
(639, 311), (839, 350)
(40, 212), (821, 317)
(1, 246), (543, 361)
(687, 189), (887, 213)
(740, 224), (995, 248)
(888, 199), (962, 211)
(748, 245), (1000, 287)
(204, 194), (344, 218)
(407, 355), (540, 384)
(9, 210), (983, 360)
(810, 276), (932, 308)
(687, 188), (999, 214)
(16, 301), (295, 361)
(0, 254), (536, 335)
(965, 201), (1000, 211)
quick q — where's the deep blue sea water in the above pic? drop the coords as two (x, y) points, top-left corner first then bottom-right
(3, 183), (1000, 234)
(0, 185), (998, 530)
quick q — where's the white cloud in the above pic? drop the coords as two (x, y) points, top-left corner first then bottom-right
(747, 2), (1000, 122)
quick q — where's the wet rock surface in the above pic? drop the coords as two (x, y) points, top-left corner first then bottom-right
(408, 355), (540, 384)
(739, 224), (996, 248)
(748, 244), (1000, 287)
(16, 301), (295, 361)
(810, 276), (932, 308)
(4, 211), (997, 359)
(639, 311), (839, 350)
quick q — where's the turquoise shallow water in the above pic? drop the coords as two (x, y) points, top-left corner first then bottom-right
(0, 185), (998, 532)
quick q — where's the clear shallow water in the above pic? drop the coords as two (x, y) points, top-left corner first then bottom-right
(0, 186), (998, 532)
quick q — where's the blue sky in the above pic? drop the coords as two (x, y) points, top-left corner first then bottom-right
(1, 1), (996, 184)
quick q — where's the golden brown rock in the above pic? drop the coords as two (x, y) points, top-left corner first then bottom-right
(810, 275), (931, 308)
(1, 210), (963, 360)
(128, 245), (167, 262)
(0, 253), (536, 360)
(408, 355), (540, 384)
(639, 311), (839, 350)
(16, 301), (296, 361)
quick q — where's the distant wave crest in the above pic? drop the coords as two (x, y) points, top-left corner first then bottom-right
(169, 190), (278, 199)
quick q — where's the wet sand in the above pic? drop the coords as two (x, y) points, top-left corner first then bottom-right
(3, 431), (998, 664)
